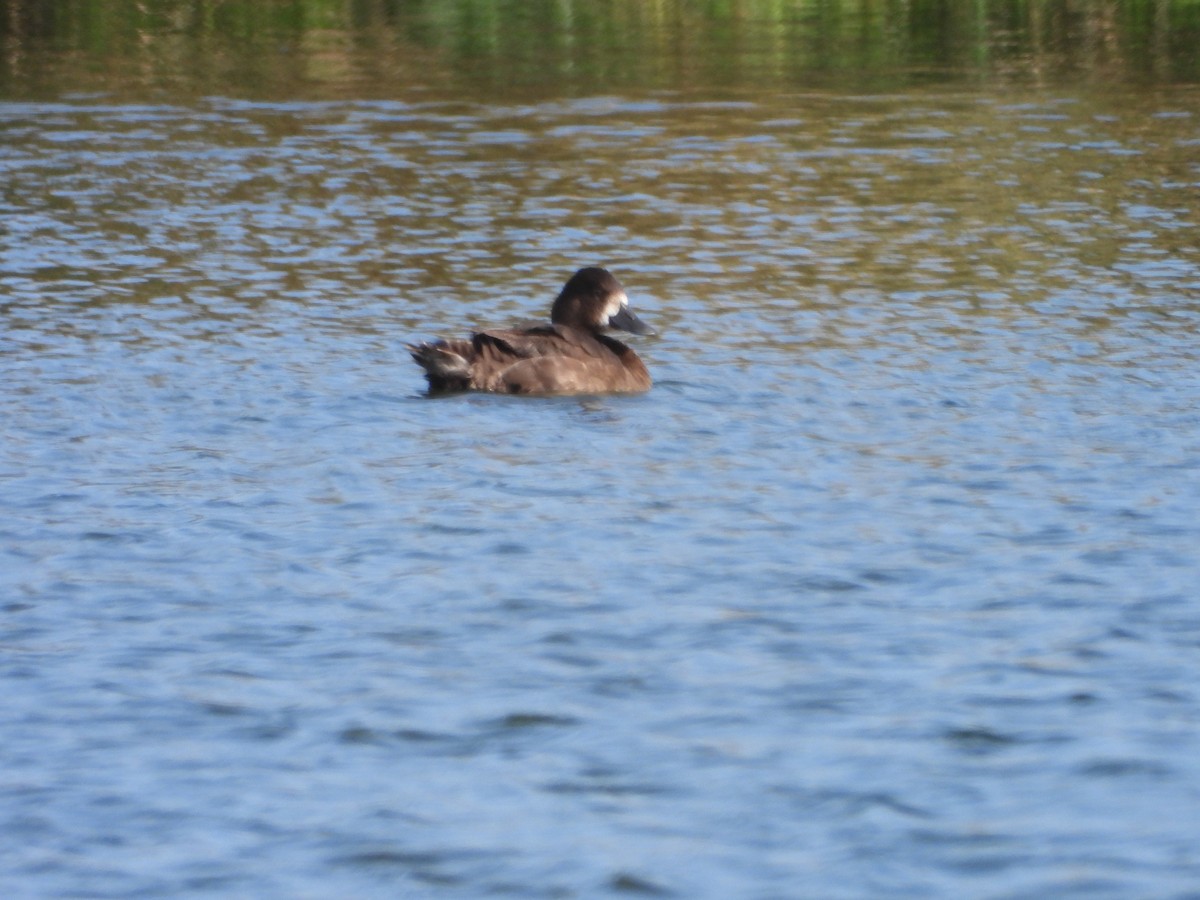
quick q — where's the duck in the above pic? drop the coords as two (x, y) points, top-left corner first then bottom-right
(408, 267), (654, 395)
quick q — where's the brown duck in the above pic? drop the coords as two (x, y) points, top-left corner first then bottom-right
(409, 267), (654, 395)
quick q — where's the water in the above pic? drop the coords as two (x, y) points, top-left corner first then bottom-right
(4, 12), (1200, 899)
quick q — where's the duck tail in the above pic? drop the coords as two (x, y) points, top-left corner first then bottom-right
(408, 341), (472, 392)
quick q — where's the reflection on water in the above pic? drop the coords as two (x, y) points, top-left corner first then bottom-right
(3, 91), (1196, 339)
(3, 5), (1200, 899)
(3, 0), (1200, 98)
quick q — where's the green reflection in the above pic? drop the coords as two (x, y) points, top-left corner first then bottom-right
(1, 0), (1198, 97)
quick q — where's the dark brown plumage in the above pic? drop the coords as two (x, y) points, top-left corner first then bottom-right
(408, 268), (654, 396)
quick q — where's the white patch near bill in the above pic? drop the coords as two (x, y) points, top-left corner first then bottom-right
(603, 291), (628, 324)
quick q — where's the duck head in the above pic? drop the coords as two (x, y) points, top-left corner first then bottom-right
(550, 267), (655, 335)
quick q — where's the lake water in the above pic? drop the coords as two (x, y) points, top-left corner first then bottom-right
(3, 6), (1200, 898)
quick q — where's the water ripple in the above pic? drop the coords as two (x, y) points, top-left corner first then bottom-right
(3, 89), (1200, 898)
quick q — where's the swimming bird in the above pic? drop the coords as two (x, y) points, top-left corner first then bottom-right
(408, 267), (654, 395)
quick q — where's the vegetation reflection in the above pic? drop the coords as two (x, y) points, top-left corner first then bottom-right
(2, 0), (1199, 95)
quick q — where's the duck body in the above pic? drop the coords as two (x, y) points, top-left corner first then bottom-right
(409, 268), (653, 396)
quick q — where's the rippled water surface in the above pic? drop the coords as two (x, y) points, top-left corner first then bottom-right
(4, 84), (1200, 897)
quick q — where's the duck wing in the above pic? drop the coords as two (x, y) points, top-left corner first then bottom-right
(472, 323), (584, 359)
(478, 326), (648, 394)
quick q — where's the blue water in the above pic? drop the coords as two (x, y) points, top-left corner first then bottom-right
(3, 92), (1200, 897)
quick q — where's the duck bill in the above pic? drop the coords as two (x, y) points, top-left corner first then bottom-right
(609, 305), (655, 335)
